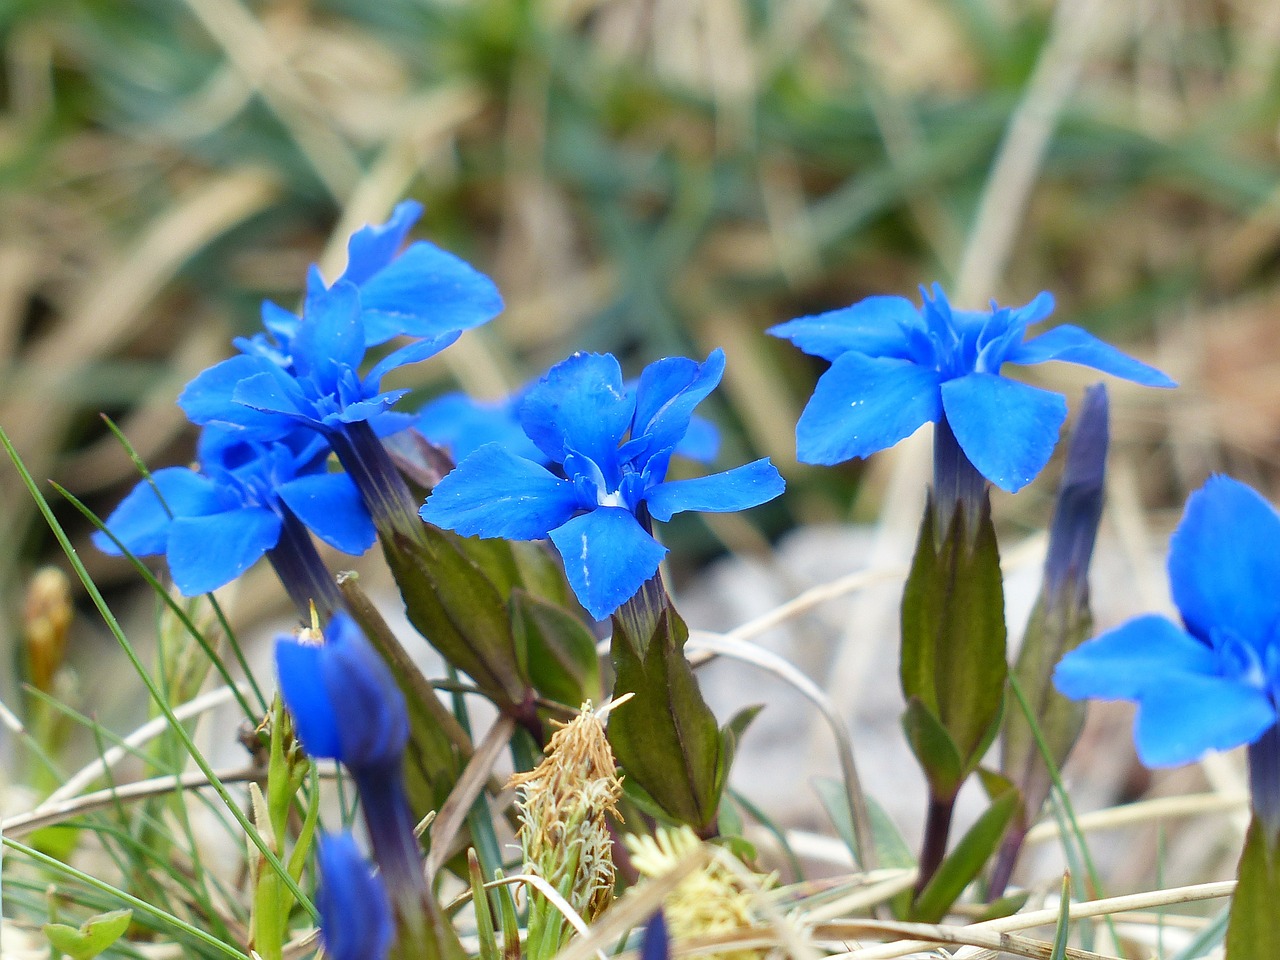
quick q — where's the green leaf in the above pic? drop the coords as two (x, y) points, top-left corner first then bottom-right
(973, 890), (1030, 922)
(510, 589), (601, 707)
(900, 497), (1008, 770)
(813, 776), (915, 871)
(387, 523), (530, 708)
(1003, 591), (1090, 825)
(45, 909), (133, 959)
(901, 698), (964, 800)
(911, 787), (1019, 922)
(608, 603), (723, 832)
(1226, 816), (1280, 959)
(1050, 873), (1072, 960)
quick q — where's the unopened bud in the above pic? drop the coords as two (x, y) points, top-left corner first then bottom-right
(23, 567), (72, 693)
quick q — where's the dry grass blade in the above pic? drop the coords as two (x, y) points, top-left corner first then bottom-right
(4, 766), (261, 838)
(38, 683), (249, 808)
(425, 715), (516, 881)
(812, 919), (1116, 960)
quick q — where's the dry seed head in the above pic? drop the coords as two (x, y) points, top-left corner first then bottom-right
(509, 702), (622, 921)
(22, 566), (72, 693)
(626, 826), (771, 960)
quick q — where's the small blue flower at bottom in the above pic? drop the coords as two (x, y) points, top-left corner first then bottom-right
(1054, 475), (1280, 767)
(420, 350), (785, 620)
(316, 833), (393, 960)
(275, 612), (408, 773)
(769, 285), (1174, 492)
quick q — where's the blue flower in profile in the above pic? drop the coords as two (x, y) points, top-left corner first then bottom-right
(275, 612), (408, 774)
(316, 832), (393, 960)
(277, 614), (428, 901)
(769, 285), (1174, 492)
(94, 427), (373, 598)
(420, 350), (785, 620)
(1054, 476), (1280, 767)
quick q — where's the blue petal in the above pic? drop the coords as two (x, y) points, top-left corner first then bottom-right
(317, 833), (393, 960)
(1167, 476), (1280, 646)
(358, 242), (504, 346)
(323, 613), (408, 768)
(519, 353), (634, 467)
(94, 468), (224, 556)
(316, 833), (393, 960)
(416, 393), (544, 463)
(767, 296), (918, 362)
(178, 354), (285, 434)
(794, 353), (943, 465)
(294, 280), (365, 384)
(276, 639), (343, 759)
(1008, 324), (1176, 387)
(624, 351), (725, 468)
(646, 459), (785, 522)
(941, 372), (1067, 492)
(341, 200), (423, 286)
(549, 507), (668, 621)
(232, 371), (311, 420)
(1006, 291), (1056, 330)
(277, 473), (376, 555)
(675, 415), (719, 463)
(260, 300), (299, 345)
(641, 911), (670, 960)
(1053, 615), (1217, 701)
(166, 508), (282, 595)
(365, 332), (460, 386)
(421, 443), (581, 540)
(331, 390), (410, 425)
(1135, 673), (1275, 767)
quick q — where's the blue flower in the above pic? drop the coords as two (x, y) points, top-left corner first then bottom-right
(420, 350), (785, 620)
(275, 612), (408, 773)
(316, 833), (393, 960)
(178, 203), (502, 440)
(769, 285), (1174, 492)
(94, 427), (373, 597)
(1054, 476), (1280, 767)
(416, 386), (719, 466)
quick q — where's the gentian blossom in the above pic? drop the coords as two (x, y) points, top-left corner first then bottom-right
(420, 350), (784, 620)
(769, 285), (1174, 492)
(276, 614), (425, 899)
(316, 832), (393, 960)
(1054, 476), (1280, 769)
(94, 427), (372, 609)
(416, 386), (719, 466)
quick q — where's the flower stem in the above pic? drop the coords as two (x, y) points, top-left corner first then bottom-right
(915, 792), (956, 896)
(932, 416), (986, 542)
(330, 420), (426, 545)
(266, 510), (343, 621)
(1249, 722), (1280, 843)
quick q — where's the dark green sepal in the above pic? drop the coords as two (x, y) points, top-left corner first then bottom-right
(510, 588), (601, 707)
(902, 698), (964, 801)
(1226, 815), (1280, 959)
(386, 523), (531, 710)
(900, 494), (1008, 774)
(608, 600), (723, 833)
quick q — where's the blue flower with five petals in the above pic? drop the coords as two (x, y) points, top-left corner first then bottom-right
(1054, 476), (1280, 767)
(94, 427), (373, 597)
(420, 350), (785, 620)
(769, 285), (1174, 492)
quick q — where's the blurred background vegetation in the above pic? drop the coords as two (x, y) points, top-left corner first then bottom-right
(3, 0), (1280, 683)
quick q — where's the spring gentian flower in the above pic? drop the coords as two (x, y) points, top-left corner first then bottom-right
(94, 427), (372, 611)
(1054, 476), (1280, 768)
(769, 285), (1174, 492)
(416, 388), (719, 466)
(276, 614), (426, 899)
(420, 350), (784, 620)
(316, 833), (393, 960)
